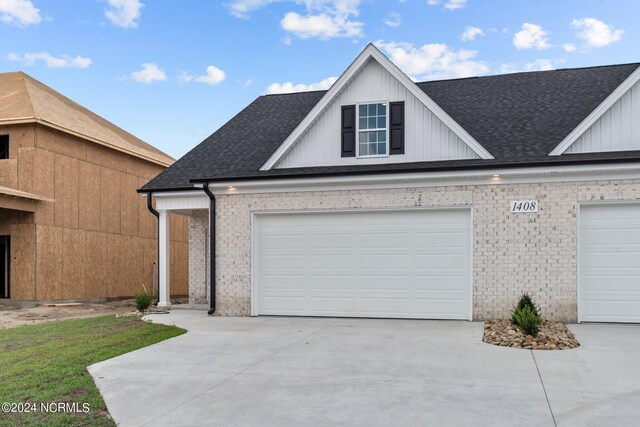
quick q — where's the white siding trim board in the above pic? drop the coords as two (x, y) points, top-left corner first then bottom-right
(260, 44), (493, 171)
(550, 65), (640, 156)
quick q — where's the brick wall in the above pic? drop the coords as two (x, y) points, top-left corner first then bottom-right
(191, 178), (640, 321)
(188, 210), (208, 304)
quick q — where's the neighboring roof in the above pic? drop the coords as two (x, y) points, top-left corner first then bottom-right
(141, 62), (640, 192)
(0, 71), (174, 167)
(0, 185), (54, 202)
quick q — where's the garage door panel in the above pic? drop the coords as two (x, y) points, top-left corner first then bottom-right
(414, 254), (466, 269)
(414, 276), (466, 291)
(413, 299), (465, 316)
(361, 254), (409, 269)
(585, 275), (640, 291)
(579, 204), (640, 323)
(255, 209), (471, 320)
(261, 275), (307, 290)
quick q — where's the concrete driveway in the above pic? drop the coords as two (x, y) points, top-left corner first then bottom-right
(88, 311), (640, 427)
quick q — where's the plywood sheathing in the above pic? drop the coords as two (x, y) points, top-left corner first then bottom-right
(10, 222), (35, 300)
(35, 225), (63, 301)
(120, 174), (139, 237)
(78, 161), (101, 231)
(100, 167), (121, 234)
(62, 228), (86, 299)
(0, 71), (174, 167)
(17, 147), (35, 193)
(33, 148), (55, 224)
(54, 154), (79, 229)
(0, 159), (18, 188)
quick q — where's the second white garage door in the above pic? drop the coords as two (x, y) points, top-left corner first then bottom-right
(579, 203), (640, 323)
(253, 208), (472, 319)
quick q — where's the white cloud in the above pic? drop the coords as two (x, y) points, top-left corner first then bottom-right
(7, 52), (92, 69)
(444, 0), (466, 9)
(427, 0), (467, 10)
(571, 17), (623, 48)
(375, 40), (489, 81)
(513, 23), (551, 50)
(0, 0), (41, 26)
(179, 66), (227, 86)
(461, 26), (483, 41)
(195, 65), (226, 85)
(265, 76), (337, 94)
(384, 12), (401, 28)
(500, 59), (555, 74)
(130, 63), (167, 83)
(225, 0), (282, 19)
(226, 1), (363, 39)
(105, 0), (144, 28)
(280, 1), (363, 39)
(563, 43), (576, 53)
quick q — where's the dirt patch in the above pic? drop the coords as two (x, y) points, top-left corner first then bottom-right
(0, 300), (136, 329)
(483, 319), (580, 350)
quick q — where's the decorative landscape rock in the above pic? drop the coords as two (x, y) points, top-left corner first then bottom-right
(483, 319), (580, 350)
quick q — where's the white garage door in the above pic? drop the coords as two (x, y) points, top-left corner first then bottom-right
(254, 209), (472, 319)
(579, 203), (640, 323)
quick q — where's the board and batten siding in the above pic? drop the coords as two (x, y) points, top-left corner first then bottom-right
(566, 78), (640, 153)
(275, 58), (479, 169)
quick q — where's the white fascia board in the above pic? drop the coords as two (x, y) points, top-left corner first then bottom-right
(210, 162), (640, 195)
(550, 65), (640, 156)
(260, 44), (493, 171)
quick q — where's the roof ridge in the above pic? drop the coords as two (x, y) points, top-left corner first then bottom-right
(416, 62), (640, 84)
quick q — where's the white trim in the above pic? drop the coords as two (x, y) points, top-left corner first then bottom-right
(205, 162), (640, 195)
(550, 65), (640, 156)
(469, 207), (474, 321)
(576, 200), (640, 323)
(260, 44), (493, 171)
(250, 206), (474, 320)
(355, 100), (389, 158)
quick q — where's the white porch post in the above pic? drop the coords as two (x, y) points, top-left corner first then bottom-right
(158, 210), (171, 308)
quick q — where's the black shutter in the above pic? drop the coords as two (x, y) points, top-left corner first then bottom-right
(389, 101), (404, 155)
(341, 105), (356, 157)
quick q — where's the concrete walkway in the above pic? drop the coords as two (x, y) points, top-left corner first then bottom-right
(88, 311), (640, 427)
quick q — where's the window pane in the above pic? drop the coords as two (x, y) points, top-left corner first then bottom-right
(378, 142), (386, 155)
(359, 105), (367, 116)
(377, 117), (385, 128)
(359, 118), (367, 129)
(359, 142), (368, 156)
(365, 104), (373, 116)
(367, 117), (375, 128)
(378, 103), (386, 115)
(360, 132), (368, 143)
(377, 131), (386, 142)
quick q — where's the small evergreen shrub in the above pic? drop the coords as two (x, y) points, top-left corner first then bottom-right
(511, 293), (540, 324)
(512, 306), (542, 336)
(135, 292), (152, 312)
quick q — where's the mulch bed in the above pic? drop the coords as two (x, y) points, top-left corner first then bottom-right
(483, 319), (580, 350)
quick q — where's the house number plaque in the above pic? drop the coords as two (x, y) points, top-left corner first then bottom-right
(510, 200), (538, 213)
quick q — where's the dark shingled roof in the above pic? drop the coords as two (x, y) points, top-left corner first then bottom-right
(141, 62), (640, 192)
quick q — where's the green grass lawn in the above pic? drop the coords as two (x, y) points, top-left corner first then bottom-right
(0, 315), (186, 426)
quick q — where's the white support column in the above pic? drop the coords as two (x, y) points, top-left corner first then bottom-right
(158, 210), (171, 308)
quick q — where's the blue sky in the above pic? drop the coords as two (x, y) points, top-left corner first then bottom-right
(1, 0), (638, 159)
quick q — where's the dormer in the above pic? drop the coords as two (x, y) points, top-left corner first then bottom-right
(260, 44), (493, 171)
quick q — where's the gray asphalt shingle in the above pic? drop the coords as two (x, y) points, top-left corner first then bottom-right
(141, 63), (640, 191)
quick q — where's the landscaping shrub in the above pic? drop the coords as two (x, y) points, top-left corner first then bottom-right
(512, 305), (542, 336)
(511, 293), (540, 324)
(135, 291), (152, 312)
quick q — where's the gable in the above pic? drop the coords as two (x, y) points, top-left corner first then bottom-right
(550, 65), (640, 156)
(275, 58), (481, 169)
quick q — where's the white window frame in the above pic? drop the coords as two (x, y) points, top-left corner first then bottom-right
(356, 101), (389, 158)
